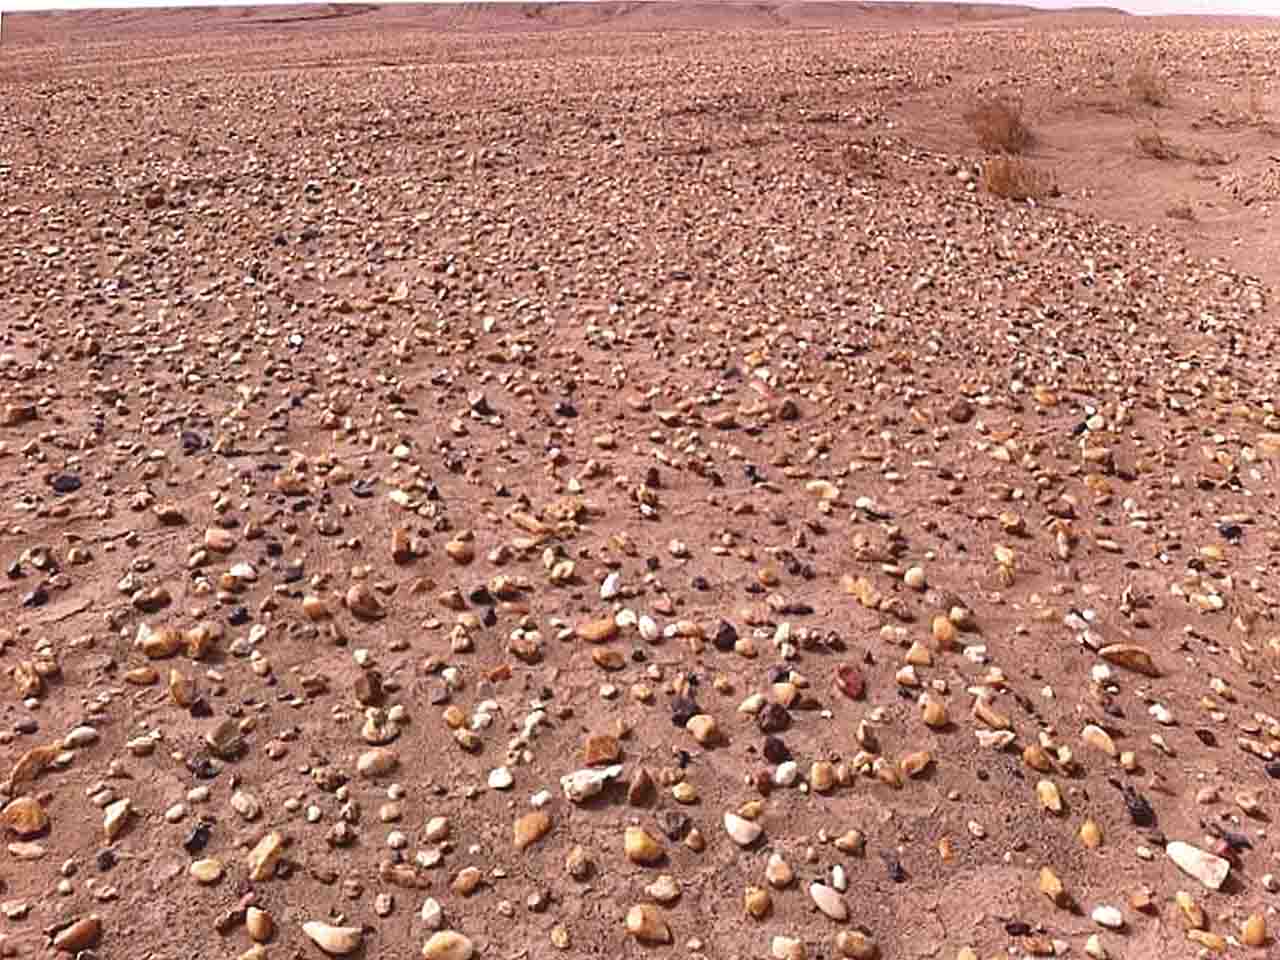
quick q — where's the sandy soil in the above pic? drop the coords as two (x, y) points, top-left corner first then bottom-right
(1, 5), (1279, 960)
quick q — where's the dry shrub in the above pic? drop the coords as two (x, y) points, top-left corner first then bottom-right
(1134, 126), (1180, 160)
(964, 95), (1033, 155)
(1165, 197), (1195, 221)
(1128, 58), (1171, 108)
(981, 157), (1055, 200)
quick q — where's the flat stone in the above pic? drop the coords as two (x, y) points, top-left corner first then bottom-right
(1167, 840), (1230, 890)
(1, 796), (49, 837)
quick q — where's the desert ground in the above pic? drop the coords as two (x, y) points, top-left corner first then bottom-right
(1, 3), (1280, 959)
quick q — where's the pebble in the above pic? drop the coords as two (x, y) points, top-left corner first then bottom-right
(834, 931), (878, 959)
(423, 930), (475, 960)
(1091, 905), (1123, 929)
(809, 881), (848, 920)
(724, 811), (762, 846)
(246, 907), (273, 942)
(646, 874), (681, 904)
(247, 831), (285, 881)
(772, 935), (807, 960)
(303, 921), (363, 956)
(189, 858), (224, 884)
(358, 747), (399, 777)
(766, 853), (794, 887)
(1166, 840), (1230, 890)
(625, 904), (671, 944)
(53, 915), (101, 953)
(102, 798), (132, 842)
(513, 811), (551, 851)
(0, 796), (49, 837)
(745, 885), (771, 918)
(625, 826), (665, 864)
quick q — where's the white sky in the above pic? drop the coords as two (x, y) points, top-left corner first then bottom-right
(0, 0), (1275, 21)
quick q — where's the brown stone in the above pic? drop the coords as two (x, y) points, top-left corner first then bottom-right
(513, 811), (552, 851)
(584, 734), (621, 766)
(1, 797), (48, 838)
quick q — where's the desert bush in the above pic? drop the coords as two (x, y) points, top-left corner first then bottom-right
(1134, 126), (1179, 160)
(1165, 198), (1195, 221)
(964, 95), (1033, 155)
(1128, 58), (1170, 107)
(981, 157), (1055, 200)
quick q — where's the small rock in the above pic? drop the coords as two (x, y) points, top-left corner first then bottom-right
(1166, 840), (1230, 890)
(834, 931), (879, 959)
(724, 811), (761, 846)
(576, 617), (618, 643)
(646, 874), (681, 904)
(1, 796), (49, 838)
(246, 907), (273, 942)
(53, 915), (101, 953)
(190, 858), (224, 884)
(102, 798), (132, 842)
(358, 748), (399, 778)
(686, 714), (720, 745)
(772, 935), (807, 960)
(248, 831), (285, 881)
(346, 583), (386, 620)
(1091, 905), (1123, 929)
(422, 930), (474, 960)
(765, 853), (794, 887)
(745, 885), (772, 918)
(583, 734), (621, 765)
(303, 921), (363, 956)
(513, 811), (551, 851)
(561, 764), (622, 802)
(1098, 643), (1158, 676)
(625, 826), (664, 864)
(1242, 913), (1266, 947)
(809, 882), (848, 920)
(628, 767), (656, 805)
(625, 904), (671, 944)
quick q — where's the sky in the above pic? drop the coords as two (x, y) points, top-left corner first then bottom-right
(0, 0), (1275, 20)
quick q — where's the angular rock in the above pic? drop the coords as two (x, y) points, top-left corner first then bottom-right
(1167, 841), (1230, 890)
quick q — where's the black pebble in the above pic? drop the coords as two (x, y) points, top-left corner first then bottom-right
(713, 620), (738, 651)
(670, 695), (699, 728)
(50, 473), (81, 494)
(762, 736), (790, 764)
(183, 821), (212, 855)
